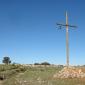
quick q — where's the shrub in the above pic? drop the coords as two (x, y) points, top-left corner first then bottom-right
(34, 63), (40, 65)
(41, 62), (50, 65)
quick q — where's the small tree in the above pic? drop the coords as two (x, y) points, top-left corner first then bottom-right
(2, 56), (11, 65)
(41, 62), (50, 65)
(34, 63), (40, 65)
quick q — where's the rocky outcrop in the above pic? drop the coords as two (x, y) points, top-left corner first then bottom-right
(53, 67), (85, 78)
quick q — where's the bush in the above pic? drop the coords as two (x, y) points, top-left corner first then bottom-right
(41, 62), (50, 65)
(34, 63), (40, 65)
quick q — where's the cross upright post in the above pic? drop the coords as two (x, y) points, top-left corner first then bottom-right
(66, 12), (69, 67)
(56, 12), (77, 67)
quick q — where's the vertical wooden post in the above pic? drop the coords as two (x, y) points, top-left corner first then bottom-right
(66, 12), (69, 67)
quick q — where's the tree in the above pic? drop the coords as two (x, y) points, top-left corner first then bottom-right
(34, 63), (40, 65)
(41, 62), (50, 65)
(2, 56), (11, 65)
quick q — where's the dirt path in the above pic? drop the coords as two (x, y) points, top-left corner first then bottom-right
(0, 81), (3, 85)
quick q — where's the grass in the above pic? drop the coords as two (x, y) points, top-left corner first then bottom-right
(0, 65), (85, 85)
(0, 64), (27, 80)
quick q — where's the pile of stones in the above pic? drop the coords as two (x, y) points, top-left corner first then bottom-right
(53, 66), (85, 78)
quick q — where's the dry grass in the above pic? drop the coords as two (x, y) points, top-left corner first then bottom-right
(1, 66), (85, 85)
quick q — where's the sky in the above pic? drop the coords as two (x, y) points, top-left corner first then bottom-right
(0, 0), (85, 65)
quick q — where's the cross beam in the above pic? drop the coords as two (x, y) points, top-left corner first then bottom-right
(56, 12), (77, 67)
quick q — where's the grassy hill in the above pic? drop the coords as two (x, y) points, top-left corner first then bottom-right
(0, 64), (85, 85)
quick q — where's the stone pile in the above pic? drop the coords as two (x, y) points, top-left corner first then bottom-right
(53, 67), (85, 78)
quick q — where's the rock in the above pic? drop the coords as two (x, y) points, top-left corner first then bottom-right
(53, 67), (85, 78)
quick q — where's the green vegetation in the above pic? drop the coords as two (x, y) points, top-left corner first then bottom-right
(0, 65), (85, 85)
(0, 64), (27, 81)
(2, 57), (11, 65)
(34, 62), (51, 65)
(41, 62), (50, 65)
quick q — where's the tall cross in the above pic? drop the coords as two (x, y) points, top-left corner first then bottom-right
(56, 12), (77, 67)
